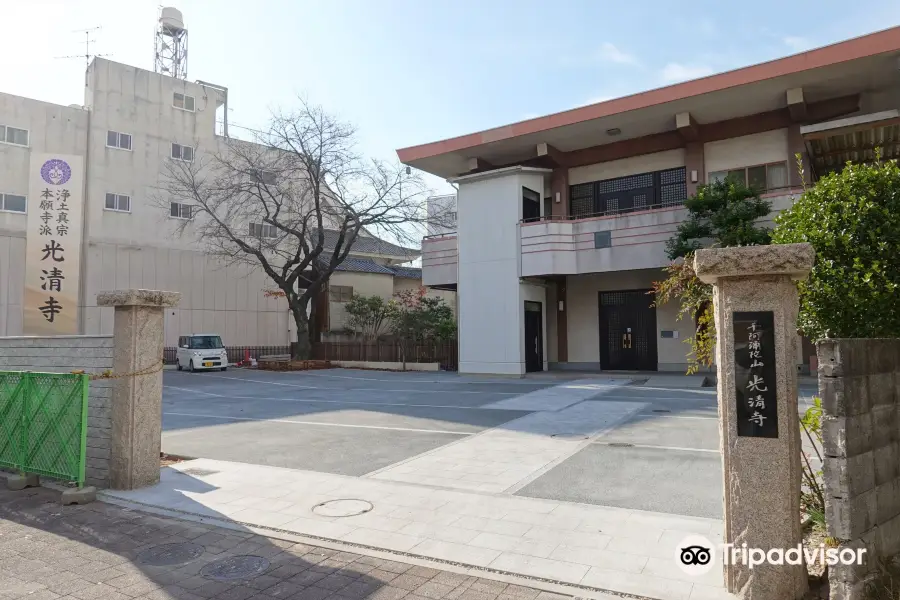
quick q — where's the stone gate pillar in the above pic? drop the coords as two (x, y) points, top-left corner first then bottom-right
(694, 244), (814, 600)
(98, 289), (180, 490)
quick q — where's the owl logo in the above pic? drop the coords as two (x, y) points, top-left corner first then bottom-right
(40, 159), (72, 185)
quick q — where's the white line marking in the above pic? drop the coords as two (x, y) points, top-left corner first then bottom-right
(636, 413), (717, 420)
(502, 401), (648, 494)
(163, 411), (474, 436)
(162, 386), (521, 412)
(591, 395), (718, 402)
(592, 441), (720, 453)
(197, 373), (520, 395)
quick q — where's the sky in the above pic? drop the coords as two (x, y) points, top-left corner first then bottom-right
(4, 0), (900, 195)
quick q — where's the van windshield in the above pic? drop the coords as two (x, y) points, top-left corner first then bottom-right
(189, 336), (224, 349)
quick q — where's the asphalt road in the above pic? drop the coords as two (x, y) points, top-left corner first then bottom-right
(160, 369), (818, 520)
(162, 369), (537, 475)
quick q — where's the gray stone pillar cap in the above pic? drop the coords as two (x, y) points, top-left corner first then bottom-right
(97, 289), (181, 307)
(693, 243), (814, 284)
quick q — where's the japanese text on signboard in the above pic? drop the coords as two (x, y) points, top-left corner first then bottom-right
(733, 311), (779, 438)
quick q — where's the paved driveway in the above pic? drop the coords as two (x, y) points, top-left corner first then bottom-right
(162, 369), (729, 519)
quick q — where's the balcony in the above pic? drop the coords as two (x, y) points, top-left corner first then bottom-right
(421, 232), (457, 288)
(520, 190), (800, 277)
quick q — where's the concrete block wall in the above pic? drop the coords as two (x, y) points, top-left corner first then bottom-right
(0, 335), (114, 488)
(819, 339), (900, 600)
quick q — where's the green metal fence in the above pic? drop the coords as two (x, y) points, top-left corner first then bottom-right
(0, 372), (89, 486)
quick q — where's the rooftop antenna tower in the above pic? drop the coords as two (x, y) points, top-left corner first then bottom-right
(56, 27), (112, 84)
(154, 7), (188, 79)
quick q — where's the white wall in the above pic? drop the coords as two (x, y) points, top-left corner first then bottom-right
(0, 59), (387, 347)
(704, 129), (789, 177)
(79, 241), (290, 347)
(421, 234), (458, 286)
(328, 271), (395, 331)
(520, 192), (799, 278)
(456, 168), (550, 374)
(569, 149), (685, 186)
(0, 235), (25, 336)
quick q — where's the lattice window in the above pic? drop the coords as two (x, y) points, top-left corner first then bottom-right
(570, 183), (594, 217)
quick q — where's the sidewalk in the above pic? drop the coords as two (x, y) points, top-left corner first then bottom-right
(0, 483), (572, 600)
(102, 459), (728, 600)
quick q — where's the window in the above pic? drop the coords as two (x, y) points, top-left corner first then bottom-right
(249, 222), (278, 238)
(170, 202), (193, 219)
(188, 335), (223, 349)
(106, 130), (132, 150)
(569, 167), (686, 218)
(173, 92), (195, 111)
(329, 285), (353, 303)
(0, 193), (26, 213)
(250, 169), (277, 185)
(449, 211), (457, 222)
(0, 125), (28, 146)
(709, 162), (789, 193)
(105, 193), (131, 212)
(171, 143), (193, 162)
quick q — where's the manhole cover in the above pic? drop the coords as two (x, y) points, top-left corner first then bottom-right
(201, 555), (270, 581)
(608, 442), (635, 448)
(312, 499), (373, 517)
(180, 468), (219, 477)
(551, 433), (590, 440)
(138, 542), (204, 566)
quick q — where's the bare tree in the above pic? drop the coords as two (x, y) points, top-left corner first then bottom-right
(158, 100), (433, 360)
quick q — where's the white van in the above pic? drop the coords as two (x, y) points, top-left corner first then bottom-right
(175, 334), (229, 372)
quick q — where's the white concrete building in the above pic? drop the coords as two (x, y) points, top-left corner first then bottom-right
(400, 27), (900, 375)
(0, 58), (418, 347)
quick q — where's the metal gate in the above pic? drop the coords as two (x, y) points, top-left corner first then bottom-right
(0, 372), (89, 485)
(599, 290), (658, 371)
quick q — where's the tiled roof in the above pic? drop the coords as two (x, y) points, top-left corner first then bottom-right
(319, 229), (419, 259)
(329, 257), (423, 279)
(390, 265), (422, 279)
(332, 257), (397, 275)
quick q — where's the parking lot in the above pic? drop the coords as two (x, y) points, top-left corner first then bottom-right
(161, 368), (739, 519)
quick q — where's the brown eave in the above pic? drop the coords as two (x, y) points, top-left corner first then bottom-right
(397, 26), (900, 166)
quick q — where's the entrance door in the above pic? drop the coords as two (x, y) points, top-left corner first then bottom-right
(599, 290), (658, 371)
(524, 301), (543, 372)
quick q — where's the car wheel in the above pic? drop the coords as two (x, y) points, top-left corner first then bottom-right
(176, 359), (182, 371)
(220, 367), (228, 372)
(188, 360), (195, 373)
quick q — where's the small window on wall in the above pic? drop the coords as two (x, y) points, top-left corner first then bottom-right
(709, 162), (789, 193)
(250, 169), (277, 185)
(0, 193), (26, 213)
(173, 92), (195, 111)
(171, 143), (193, 162)
(329, 285), (353, 303)
(249, 222), (278, 238)
(105, 193), (131, 212)
(0, 125), (29, 146)
(170, 202), (193, 219)
(106, 130), (132, 150)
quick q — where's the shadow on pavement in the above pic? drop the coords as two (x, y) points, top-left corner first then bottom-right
(0, 474), (527, 600)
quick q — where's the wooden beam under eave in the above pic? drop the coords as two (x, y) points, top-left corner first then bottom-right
(804, 94), (860, 123)
(676, 112), (699, 142)
(536, 142), (568, 167)
(467, 157), (494, 172)
(787, 88), (807, 121)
